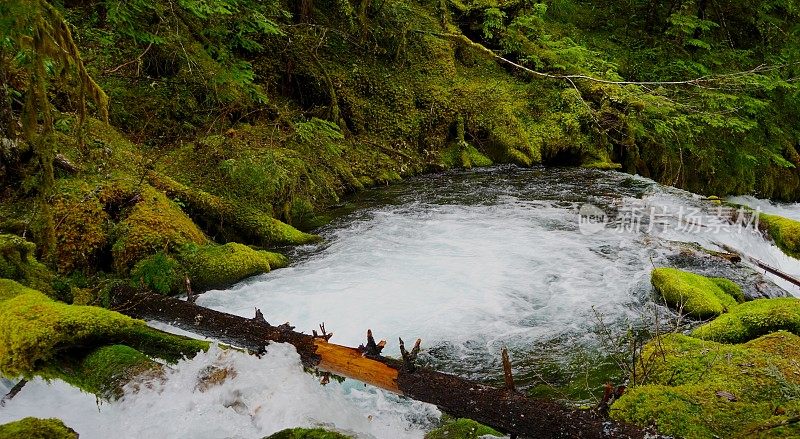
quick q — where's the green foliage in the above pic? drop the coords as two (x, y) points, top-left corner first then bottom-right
(0, 417), (78, 439)
(181, 242), (286, 292)
(611, 332), (800, 438)
(692, 298), (800, 343)
(651, 268), (743, 318)
(130, 252), (182, 295)
(0, 287), (207, 376)
(760, 213), (800, 259)
(425, 418), (502, 439)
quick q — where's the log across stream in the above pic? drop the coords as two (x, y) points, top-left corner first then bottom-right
(112, 288), (652, 438)
(2, 167), (799, 437)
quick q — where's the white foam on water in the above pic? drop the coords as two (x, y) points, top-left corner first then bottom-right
(729, 195), (800, 221)
(198, 200), (657, 362)
(4, 169), (799, 437)
(0, 344), (439, 439)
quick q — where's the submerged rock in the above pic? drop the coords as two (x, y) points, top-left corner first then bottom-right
(651, 267), (744, 318)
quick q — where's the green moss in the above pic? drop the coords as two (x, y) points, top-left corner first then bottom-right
(651, 268), (743, 318)
(692, 298), (800, 343)
(51, 180), (109, 273)
(0, 288), (208, 376)
(263, 428), (353, 439)
(181, 243), (285, 291)
(0, 417), (78, 439)
(441, 142), (493, 169)
(149, 174), (320, 246)
(132, 243), (289, 295)
(0, 278), (41, 301)
(38, 344), (161, 399)
(130, 252), (182, 295)
(611, 332), (800, 438)
(0, 235), (54, 295)
(760, 213), (800, 259)
(111, 186), (208, 273)
(581, 161), (623, 170)
(425, 418), (502, 439)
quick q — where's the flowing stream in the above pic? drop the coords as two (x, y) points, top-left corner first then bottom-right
(2, 167), (799, 438)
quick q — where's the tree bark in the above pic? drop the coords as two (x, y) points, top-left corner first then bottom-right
(112, 288), (656, 438)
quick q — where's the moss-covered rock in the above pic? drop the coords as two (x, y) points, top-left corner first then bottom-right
(0, 278), (41, 301)
(692, 297), (800, 343)
(441, 142), (493, 169)
(0, 417), (79, 439)
(131, 243), (289, 295)
(111, 185), (209, 272)
(0, 235), (53, 295)
(51, 180), (110, 273)
(263, 428), (352, 439)
(651, 268), (744, 318)
(611, 332), (800, 438)
(760, 213), (800, 259)
(0, 287), (208, 376)
(38, 344), (161, 399)
(149, 173), (320, 246)
(425, 418), (502, 439)
(181, 243), (287, 291)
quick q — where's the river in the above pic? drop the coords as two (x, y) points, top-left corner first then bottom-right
(2, 167), (799, 438)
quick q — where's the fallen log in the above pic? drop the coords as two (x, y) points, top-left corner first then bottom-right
(112, 288), (655, 438)
(719, 243), (800, 288)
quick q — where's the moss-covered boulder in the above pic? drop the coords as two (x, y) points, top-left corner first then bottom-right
(51, 180), (110, 273)
(39, 344), (162, 399)
(149, 173), (320, 246)
(0, 417), (79, 439)
(425, 418), (502, 439)
(651, 268), (744, 318)
(181, 242), (287, 290)
(0, 235), (53, 294)
(692, 297), (800, 343)
(111, 186), (209, 272)
(0, 282), (208, 376)
(131, 243), (289, 294)
(611, 332), (800, 438)
(263, 428), (352, 439)
(760, 213), (800, 259)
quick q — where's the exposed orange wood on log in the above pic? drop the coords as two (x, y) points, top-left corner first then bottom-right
(112, 288), (658, 438)
(313, 340), (400, 393)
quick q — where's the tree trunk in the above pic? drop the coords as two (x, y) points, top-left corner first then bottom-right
(112, 288), (657, 438)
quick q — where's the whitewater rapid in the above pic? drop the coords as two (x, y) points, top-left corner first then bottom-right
(2, 167), (799, 438)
